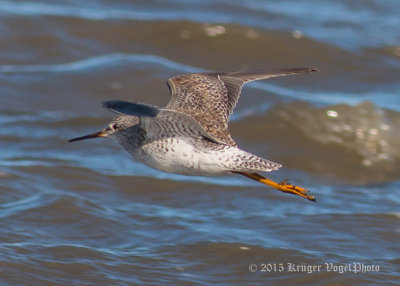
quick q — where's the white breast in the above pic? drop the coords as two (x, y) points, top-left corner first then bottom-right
(136, 137), (234, 176)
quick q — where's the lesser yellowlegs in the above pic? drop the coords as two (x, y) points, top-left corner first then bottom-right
(69, 68), (318, 201)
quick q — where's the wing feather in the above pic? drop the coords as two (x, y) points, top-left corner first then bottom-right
(102, 100), (223, 144)
(103, 100), (160, 117)
(166, 68), (318, 145)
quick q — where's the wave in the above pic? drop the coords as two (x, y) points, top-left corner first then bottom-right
(0, 53), (201, 74)
(0, 0), (178, 21)
(1, 0), (399, 50)
(1, 53), (398, 112)
(234, 100), (400, 183)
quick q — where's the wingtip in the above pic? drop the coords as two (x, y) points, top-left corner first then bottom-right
(101, 100), (161, 117)
(102, 100), (120, 109)
(102, 101), (109, 108)
(102, 100), (130, 111)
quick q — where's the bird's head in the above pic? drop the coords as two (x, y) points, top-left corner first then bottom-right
(68, 115), (139, 143)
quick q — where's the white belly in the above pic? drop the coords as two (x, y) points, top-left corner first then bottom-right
(135, 138), (234, 176)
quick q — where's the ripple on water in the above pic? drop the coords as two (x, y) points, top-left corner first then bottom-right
(0, 0), (399, 284)
(231, 100), (400, 184)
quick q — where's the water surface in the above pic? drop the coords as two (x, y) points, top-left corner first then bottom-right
(0, 1), (399, 285)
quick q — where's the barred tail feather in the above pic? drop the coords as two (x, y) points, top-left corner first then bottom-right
(229, 151), (282, 173)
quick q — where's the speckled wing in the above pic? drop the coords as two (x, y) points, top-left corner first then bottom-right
(103, 100), (224, 143)
(166, 68), (319, 146)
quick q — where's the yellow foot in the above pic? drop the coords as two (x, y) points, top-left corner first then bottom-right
(278, 179), (316, 201)
(233, 171), (316, 202)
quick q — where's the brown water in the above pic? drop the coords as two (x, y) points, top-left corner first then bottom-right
(0, 1), (399, 285)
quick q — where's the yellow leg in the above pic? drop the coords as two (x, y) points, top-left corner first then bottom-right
(233, 171), (316, 201)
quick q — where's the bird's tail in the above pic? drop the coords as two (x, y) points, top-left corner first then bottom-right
(229, 151), (281, 173)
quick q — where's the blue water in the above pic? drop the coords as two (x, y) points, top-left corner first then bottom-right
(0, 0), (399, 285)
(1, 0), (399, 50)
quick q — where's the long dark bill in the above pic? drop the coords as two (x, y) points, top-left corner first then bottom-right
(68, 131), (105, 142)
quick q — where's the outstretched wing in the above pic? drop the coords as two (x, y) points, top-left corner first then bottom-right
(103, 100), (160, 117)
(166, 68), (318, 145)
(103, 100), (224, 143)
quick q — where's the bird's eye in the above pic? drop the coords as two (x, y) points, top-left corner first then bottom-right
(109, 123), (118, 131)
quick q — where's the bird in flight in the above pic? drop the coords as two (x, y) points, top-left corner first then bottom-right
(69, 68), (318, 201)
